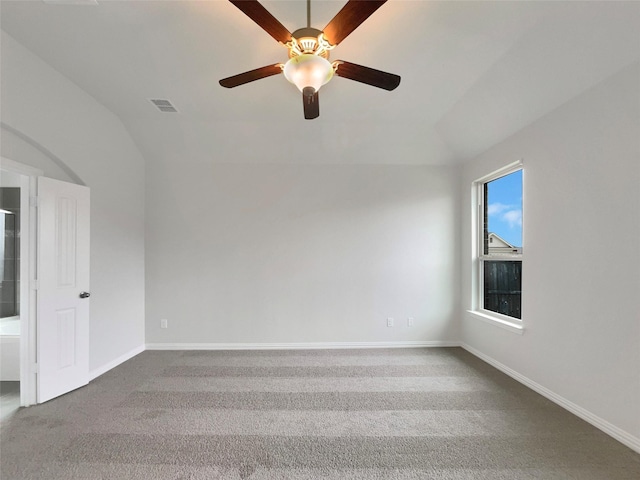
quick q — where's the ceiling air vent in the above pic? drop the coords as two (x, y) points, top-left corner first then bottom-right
(150, 99), (178, 113)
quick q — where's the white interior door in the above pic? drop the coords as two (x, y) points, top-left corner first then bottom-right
(37, 177), (90, 403)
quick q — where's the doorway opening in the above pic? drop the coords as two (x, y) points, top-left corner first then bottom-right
(0, 159), (41, 415)
(1, 176), (21, 420)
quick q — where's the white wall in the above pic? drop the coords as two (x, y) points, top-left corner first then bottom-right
(0, 31), (146, 371)
(146, 163), (459, 346)
(1, 127), (76, 184)
(460, 63), (640, 444)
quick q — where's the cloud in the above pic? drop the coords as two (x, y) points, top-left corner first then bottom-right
(487, 203), (510, 216)
(502, 209), (522, 228)
(488, 203), (522, 228)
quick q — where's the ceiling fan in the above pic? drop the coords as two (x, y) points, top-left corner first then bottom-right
(219, 0), (401, 119)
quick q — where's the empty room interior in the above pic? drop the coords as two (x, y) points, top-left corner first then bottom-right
(0, 0), (639, 479)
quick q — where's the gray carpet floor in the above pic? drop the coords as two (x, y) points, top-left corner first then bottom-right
(0, 381), (21, 423)
(1, 347), (639, 479)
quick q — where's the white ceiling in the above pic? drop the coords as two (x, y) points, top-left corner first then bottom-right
(1, 0), (639, 165)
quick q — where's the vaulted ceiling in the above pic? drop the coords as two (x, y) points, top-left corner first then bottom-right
(2, 0), (639, 165)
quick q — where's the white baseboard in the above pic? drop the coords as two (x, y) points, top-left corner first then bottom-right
(145, 340), (459, 351)
(89, 344), (145, 381)
(460, 342), (640, 454)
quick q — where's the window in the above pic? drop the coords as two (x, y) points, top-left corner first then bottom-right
(474, 162), (523, 326)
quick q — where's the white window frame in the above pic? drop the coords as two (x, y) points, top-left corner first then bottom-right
(469, 160), (524, 334)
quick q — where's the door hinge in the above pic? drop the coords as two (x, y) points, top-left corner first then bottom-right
(30, 196), (39, 208)
(32, 363), (39, 374)
(32, 279), (39, 291)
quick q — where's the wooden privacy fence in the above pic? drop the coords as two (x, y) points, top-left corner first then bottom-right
(483, 260), (522, 319)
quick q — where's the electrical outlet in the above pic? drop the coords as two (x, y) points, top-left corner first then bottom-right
(387, 317), (394, 327)
(407, 317), (414, 327)
(160, 319), (168, 329)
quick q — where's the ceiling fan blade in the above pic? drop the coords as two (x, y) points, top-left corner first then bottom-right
(322, 0), (387, 46)
(229, 0), (292, 44)
(303, 89), (319, 120)
(219, 64), (282, 88)
(334, 61), (400, 91)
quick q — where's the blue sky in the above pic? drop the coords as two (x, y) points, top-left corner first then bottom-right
(486, 170), (522, 247)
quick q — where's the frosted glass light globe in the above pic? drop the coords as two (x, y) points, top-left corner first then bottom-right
(283, 54), (334, 95)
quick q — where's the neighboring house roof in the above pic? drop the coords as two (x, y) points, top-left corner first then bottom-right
(488, 233), (514, 248)
(488, 233), (522, 254)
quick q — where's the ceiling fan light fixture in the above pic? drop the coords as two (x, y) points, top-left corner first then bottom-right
(221, 0), (400, 119)
(283, 54), (334, 95)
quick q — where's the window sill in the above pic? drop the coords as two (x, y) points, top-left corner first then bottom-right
(466, 310), (524, 335)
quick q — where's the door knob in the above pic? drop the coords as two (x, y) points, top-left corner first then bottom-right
(79, 292), (91, 299)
